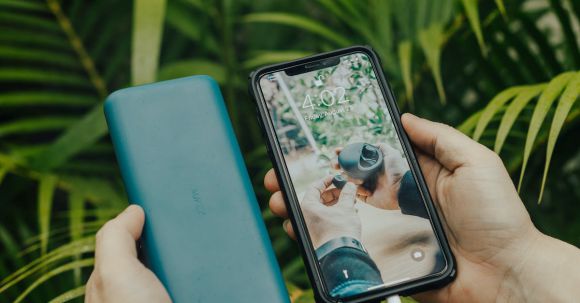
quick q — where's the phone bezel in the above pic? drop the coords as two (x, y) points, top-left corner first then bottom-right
(249, 45), (456, 303)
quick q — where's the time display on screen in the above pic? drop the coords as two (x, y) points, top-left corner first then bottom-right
(302, 87), (350, 109)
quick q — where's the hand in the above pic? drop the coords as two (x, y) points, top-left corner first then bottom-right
(85, 205), (171, 303)
(331, 143), (407, 209)
(298, 176), (361, 249)
(265, 113), (580, 302)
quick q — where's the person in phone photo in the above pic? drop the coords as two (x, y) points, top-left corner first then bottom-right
(314, 141), (446, 286)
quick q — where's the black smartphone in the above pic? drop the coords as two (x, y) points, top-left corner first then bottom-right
(249, 46), (455, 303)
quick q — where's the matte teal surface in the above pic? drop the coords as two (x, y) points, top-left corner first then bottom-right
(104, 76), (289, 303)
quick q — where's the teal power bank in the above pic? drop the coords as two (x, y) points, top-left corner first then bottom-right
(104, 76), (289, 303)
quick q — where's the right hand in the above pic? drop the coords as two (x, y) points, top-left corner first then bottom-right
(298, 177), (361, 249)
(265, 113), (580, 302)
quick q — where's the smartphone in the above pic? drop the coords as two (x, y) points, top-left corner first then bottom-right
(249, 46), (455, 302)
(104, 76), (289, 303)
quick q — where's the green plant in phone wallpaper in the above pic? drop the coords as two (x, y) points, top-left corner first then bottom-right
(0, 0), (578, 302)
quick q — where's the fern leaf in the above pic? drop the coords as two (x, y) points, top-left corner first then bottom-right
(539, 72), (580, 202)
(38, 175), (57, 256)
(472, 87), (522, 140)
(460, 0), (487, 56)
(48, 285), (86, 303)
(518, 72), (574, 191)
(494, 85), (545, 153)
(132, 0), (167, 85)
(243, 13), (351, 46)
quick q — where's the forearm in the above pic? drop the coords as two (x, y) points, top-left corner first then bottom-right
(500, 231), (580, 302)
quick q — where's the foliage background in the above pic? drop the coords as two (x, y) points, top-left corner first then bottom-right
(0, 0), (578, 302)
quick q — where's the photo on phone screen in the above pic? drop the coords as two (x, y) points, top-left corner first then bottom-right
(258, 52), (448, 298)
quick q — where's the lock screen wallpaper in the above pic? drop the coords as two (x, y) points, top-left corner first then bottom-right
(258, 53), (446, 298)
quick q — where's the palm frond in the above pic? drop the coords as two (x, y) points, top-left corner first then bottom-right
(461, 71), (579, 202)
(132, 0), (167, 85)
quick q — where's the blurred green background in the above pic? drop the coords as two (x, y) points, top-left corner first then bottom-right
(0, 0), (578, 302)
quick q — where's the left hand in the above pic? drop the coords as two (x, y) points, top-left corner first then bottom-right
(85, 205), (172, 303)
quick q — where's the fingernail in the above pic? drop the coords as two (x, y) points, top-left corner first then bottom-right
(283, 220), (291, 232)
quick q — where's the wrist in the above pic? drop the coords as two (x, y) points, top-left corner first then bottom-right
(315, 229), (361, 249)
(498, 229), (580, 302)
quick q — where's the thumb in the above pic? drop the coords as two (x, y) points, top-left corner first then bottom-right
(95, 205), (145, 270)
(401, 113), (493, 171)
(336, 182), (357, 208)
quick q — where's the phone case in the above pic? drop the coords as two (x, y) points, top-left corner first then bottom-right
(104, 75), (289, 303)
(249, 46), (456, 303)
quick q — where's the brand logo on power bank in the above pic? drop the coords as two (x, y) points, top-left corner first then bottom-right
(191, 189), (206, 215)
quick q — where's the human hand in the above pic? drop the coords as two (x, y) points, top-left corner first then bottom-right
(265, 113), (580, 302)
(331, 143), (407, 209)
(85, 205), (171, 303)
(298, 176), (361, 249)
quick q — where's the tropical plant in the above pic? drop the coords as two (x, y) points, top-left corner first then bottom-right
(0, 0), (577, 302)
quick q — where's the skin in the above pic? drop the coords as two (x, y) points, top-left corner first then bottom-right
(85, 205), (171, 303)
(267, 114), (580, 302)
(86, 114), (580, 303)
(325, 143), (407, 210)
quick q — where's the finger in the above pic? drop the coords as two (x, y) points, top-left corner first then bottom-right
(322, 186), (369, 205)
(331, 148), (343, 169)
(95, 205), (145, 269)
(376, 142), (396, 157)
(264, 169), (280, 192)
(346, 176), (364, 185)
(356, 187), (371, 197)
(303, 176), (334, 203)
(321, 188), (341, 204)
(336, 182), (357, 208)
(269, 191), (288, 218)
(401, 113), (493, 171)
(283, 219), (296, 240)
(415, 149), (442, 201)
(331, 157), (340, 170)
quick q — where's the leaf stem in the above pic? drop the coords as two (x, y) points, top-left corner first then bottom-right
(46, 0), (107, 99)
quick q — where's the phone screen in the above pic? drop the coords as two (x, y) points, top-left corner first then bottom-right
(258, 52), (447, 298)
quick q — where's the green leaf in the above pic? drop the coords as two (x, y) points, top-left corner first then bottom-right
(460, 0), (487, 56)
(48, 285), (86, 303)
(132, 0), (167, 85)
(0, 166), (7, 185)
(243, 51), (313, 70)
(398, 41), (413, 106)
(0, 92), (96, 107)
(494, 85), (545, 153)
(0, 0), (45, 11)
(28, 104), (108, 171)
(68, 192), (84, 285)
(418, 23), (447, 103)
(0, 47), (77, 68)
(538, 72), (580, 202)
(38, 175), (57, 256)
(158, 60), (226, 83)
(518, 72), (575, 191)
(472, 87), (521, 141)
(0, 11), (60, 32)
(0, 237), (94, 292)
(14, 258), (94, 303)
(243, 13), (350, 46)
(495, 0), (507, 19)
(0, 116), (77, 138)
(0, 69), (90, 87)
(457, 110), (482, 135)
